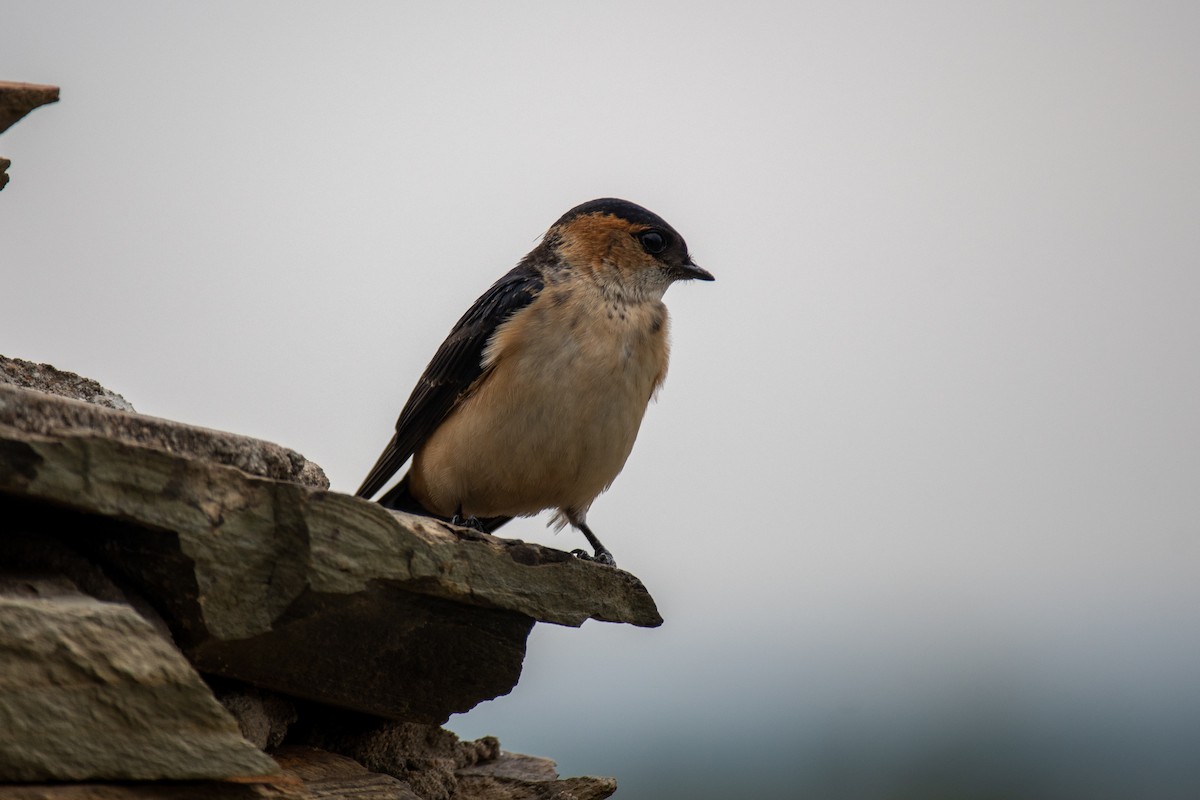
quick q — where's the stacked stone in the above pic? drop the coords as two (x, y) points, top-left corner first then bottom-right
(0, 355), (659, 799)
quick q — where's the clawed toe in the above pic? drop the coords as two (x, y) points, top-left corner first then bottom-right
(451, 514), (485, 531)
(570, 547), (616, 567)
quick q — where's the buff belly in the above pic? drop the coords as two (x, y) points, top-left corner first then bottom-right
(409, 293), (669, 519)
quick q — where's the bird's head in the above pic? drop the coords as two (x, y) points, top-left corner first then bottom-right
(544, 198), (714, 297)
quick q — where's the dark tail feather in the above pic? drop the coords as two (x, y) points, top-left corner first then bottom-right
(379, 475), (512, 534)
(378, 474), (425, 513)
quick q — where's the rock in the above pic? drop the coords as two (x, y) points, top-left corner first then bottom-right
(0, 748), (420, 799)
(0, 82), (59, 191)
(457, 753), (558, 783)
(213, 683), (299, 751)
(454, 751), (618, 799)
(0, 525), (174, 643)
(0, 407), (660, 722)
(303, 720), (495, 800)
(273, 747), (423, 799)
(0, 82), (59, 135)
(452, 774), (617, 800)
(190, 587), (533, 724)
(0, 784), (294, 800)
(0, 361), (641, 791)
(299, 721), (614, 800)
(0, 575), (277, 782)
(0, 411), (658, 627)
(1, 356), (135, 412)
(0, 380), (328, 488)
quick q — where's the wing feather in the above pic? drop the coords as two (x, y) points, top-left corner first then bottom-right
(355, 263), (544, 499)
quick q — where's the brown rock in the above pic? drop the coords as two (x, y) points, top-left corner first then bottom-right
(190, 587), (533, 724)
(0, 396), (660, 722)
(273, 747), (423, 799)
(214, 683), (299, 751)
(452, 775), (617, 800)
(457, 753), (558, 783)
(0, 82), (59, 135)
(0, 784), (299, 800)
(0, 747), (432, 800)
(0, 576), (277, 782)
(298, 722), (616, 800)
(1, 356), (135, 412)
(0, 359), (657, 800)
(303, 721), (496, 800)
(0, 82), (59, 191)
(0, 525), (173, 643)
(453, 751), (617, 800)
(0, 380), (328, 488)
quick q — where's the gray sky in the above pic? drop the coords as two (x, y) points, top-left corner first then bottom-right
(4, 2), (1199, 796)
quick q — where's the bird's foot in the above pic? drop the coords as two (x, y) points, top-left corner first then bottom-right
(451, 514), (486, 531)
(570, 547), (617, 567)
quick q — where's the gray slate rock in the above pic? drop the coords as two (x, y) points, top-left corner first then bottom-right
(214, 684), (299, 751)
(0, 380), (328, 488)
(0, 576), (277, 782)
(0, 356), (135, 412)
(273, 747), (423, 799)
(0, 384), (660, 722)
(0, 747), (420, 799)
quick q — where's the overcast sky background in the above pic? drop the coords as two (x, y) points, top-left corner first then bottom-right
(3, 2), (1199, 797)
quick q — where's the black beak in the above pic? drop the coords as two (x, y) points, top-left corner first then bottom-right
(675, 259), (715, 281)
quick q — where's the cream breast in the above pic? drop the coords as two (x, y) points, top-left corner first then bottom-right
(409, 281), (670, 519)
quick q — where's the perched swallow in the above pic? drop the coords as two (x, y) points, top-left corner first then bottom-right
(356, 198), (713, 566)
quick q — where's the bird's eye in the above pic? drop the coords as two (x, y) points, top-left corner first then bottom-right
(639, 230), (667, 255)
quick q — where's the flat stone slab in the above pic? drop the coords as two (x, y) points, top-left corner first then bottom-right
(0, 745), (612, 800)
(0, 382), (328, 488)
(0, 576), (276, 782)
(0, 385), (661, 721)
(0, 392), (661, 629)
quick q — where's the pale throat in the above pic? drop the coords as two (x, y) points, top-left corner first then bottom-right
(589, 262), (672, 306)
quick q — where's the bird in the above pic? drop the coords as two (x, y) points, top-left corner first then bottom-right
(355, 198), (713, 566)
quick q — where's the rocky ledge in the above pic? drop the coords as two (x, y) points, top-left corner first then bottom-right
(0, 81), (60, 191)
(0, 355), (660, 799)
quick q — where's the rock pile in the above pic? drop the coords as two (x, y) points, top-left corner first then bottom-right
(0, 355), (660, 799)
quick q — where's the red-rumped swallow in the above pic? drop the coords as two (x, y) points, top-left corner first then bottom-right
(356, 198), (713, 566)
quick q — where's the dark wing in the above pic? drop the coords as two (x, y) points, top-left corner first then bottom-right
(355, 262), (545, 499)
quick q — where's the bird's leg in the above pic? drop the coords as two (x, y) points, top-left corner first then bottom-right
(571, 521), (616, 567)
(451, 506), (486, 532)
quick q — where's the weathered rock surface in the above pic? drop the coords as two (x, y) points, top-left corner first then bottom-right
(454, 752), (617, 800)
(1, 356), (135, 412)
(302, 719), (497, 800)
(273, 747), (423, 799)
(0, 381), (328, 488)
(0, 420), (658, 719)
(214, 683), (299, 751)
(0, 364), (644, 795)
(0, 745), (613, 800)
(0, 82), (59, 135)
(0, 81), (60, 191)
(456, 753), (558, 783)
(453, 773), (617, 800)
(0, 398), (658, 629)
(0, 575), (276, 782)
(0, 748), (415, 800)
(298, 720), (616, 800)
